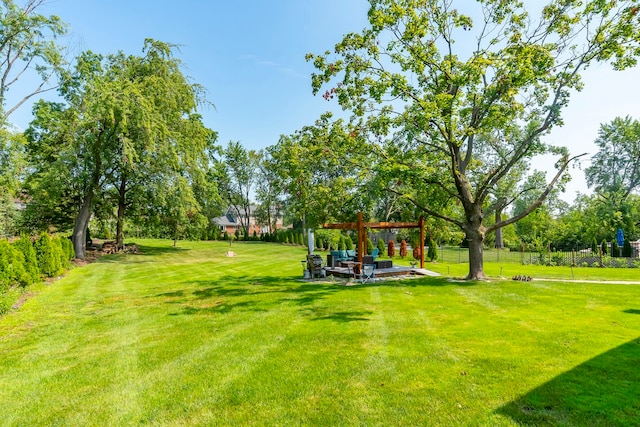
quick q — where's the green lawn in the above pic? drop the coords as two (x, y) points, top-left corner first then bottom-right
(1, 240), (639, 426)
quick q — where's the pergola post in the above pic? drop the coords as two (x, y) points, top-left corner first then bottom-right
(322, 211), (426, 269)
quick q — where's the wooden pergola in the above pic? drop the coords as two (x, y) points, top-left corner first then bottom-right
(322, 212), (425, 269)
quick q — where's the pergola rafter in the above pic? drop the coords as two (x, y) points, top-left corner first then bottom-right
(323, 212), (425, 269)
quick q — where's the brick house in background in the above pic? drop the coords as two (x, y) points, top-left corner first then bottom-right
(213, 205), (286, 237)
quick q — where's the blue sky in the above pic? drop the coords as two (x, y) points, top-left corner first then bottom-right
(11, 0), (640, 202)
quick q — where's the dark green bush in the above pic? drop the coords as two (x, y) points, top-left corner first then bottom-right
(35, 233), (63, 278)
(344, 235), (354, 250)
(61, 237), (75, 261)
(13, 235), (40, 283)
(377, 238), (386, 255)
(51, 236), (68, 269)
(623, 237), (633, 257)
(0, 240), (29, 288)
(366, 237), (374, 255)
(427, 236), (438, 261)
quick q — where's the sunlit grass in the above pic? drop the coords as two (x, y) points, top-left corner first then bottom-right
(1, 239), (639, 425)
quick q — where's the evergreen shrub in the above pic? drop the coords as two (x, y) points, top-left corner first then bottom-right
(35, 233), (63, 278)
(13, 235), (39, 284)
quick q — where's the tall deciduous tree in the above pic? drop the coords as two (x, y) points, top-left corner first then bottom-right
(266, 114), (359, 234)
(307, 0), (640, 279)
(25, 40), (215, 257)
(585, 116), (640, 197)
(214, 141), (259, 239)
(0, 0), (67, 236)
(0, 0), (67, 120)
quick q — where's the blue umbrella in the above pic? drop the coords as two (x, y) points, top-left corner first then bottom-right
(617, 229), (624, 247)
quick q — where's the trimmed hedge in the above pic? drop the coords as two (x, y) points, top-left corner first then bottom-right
(34, 233), (64, 278)
(14, 235), (40, 284)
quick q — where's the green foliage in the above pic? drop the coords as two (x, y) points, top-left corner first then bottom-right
(601, 240), (608, 256)
(0, 240), (29, 288)
(223, 231), (229, 241)
(377, 238), (386, 255)
(265, 115), (359, 230)
(34, 233), (63, 278)
(0, 0), (67, 121)
(51, 236), (69, 268)
(586, 116), (640, 195)
(427, 236), (438, 262)
(338, 236), (346, 251)
(366, 237), (374, 255)
(591, 238), (598, 254)
(344, 234), (354, 251)
(314, 229), (341, 251)
(307, 0), (640, 280)
(25, 40), (216, 257)
(13, 235), (39, 284)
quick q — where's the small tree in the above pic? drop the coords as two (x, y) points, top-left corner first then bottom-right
(377, 238), (386, 256)
(34, 233), (63, 278)
(601, 240), (608, 256)
(591, 238), (598, 254)
(345, 235), (354, 250)
(387, 240), (395, 258)
(338, 236), (346, 251)
(0, 240), (30, 287)
(427, 236), (438, 262)
(13, 235), (40, 283)
(366, 237), (374, 255)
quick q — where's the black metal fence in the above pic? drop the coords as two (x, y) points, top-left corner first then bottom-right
(438, 246), (640, 267)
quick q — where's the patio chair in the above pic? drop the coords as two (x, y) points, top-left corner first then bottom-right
(360, 264), (375, 284)
(307, 254), (325, 279)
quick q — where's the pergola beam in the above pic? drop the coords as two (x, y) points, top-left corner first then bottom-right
(321, 212), (425, 269)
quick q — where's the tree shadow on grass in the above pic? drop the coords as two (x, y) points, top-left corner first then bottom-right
(150, 274), (485, 321)
(153, 275), (342, 317)
(91, 244), (190, 265)
(169, 300), (263, 316)
(310, 310), (374, 323)
(496, 335), (640, 425)
(623, 309), (640, 315)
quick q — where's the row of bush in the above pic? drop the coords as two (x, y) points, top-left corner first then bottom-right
(0, 234), (75, 314)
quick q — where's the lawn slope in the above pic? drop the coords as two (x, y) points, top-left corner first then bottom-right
(1, 240), (639, 426)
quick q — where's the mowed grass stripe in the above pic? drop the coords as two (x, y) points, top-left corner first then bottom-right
(1, 240), (640, 426)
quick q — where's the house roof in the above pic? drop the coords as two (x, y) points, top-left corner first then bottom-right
(213, 214), (238, 226)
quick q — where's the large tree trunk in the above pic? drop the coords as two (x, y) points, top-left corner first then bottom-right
(116, 173), (127, 250)
(72, 188), (94, 259)
(464, 206), (487, 280)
